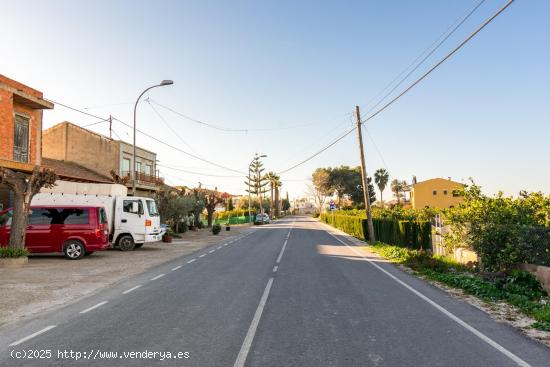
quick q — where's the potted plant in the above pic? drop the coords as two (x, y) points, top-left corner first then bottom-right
(163, 228), (173, 243)
(226, 215), (231, 231)
(0, 247), (29, 268)
(212, 224), (222, 235)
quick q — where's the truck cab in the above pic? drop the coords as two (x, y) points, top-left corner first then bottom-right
(115, 197), (162, 250)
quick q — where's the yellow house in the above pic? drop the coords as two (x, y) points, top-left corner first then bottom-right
(409, 178), (464, 209)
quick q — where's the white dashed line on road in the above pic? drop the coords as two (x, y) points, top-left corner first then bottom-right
(272, 265), (278, 273)
(233, 278), (274, 367)
(171, 265), (182, 271)
(187, 259), (196, 263)
(217, 246), (222, 250)
(209, 250), (215, 253)
(122, 285), (142, 294)
(80, 301), (108, 314)
(199, 254), (206, 258)
(9, 325), (57, 346)
(151, 274), (165, 281)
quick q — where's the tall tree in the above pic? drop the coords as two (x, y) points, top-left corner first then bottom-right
(391, 179), (408, 204)
(245, 154), (269, 217)
(374, 168), (390, 204)
(0, 167), (58, 249)
(264, 172), (280, 217)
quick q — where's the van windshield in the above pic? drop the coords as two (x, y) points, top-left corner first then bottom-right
(146, 200), (159, 217)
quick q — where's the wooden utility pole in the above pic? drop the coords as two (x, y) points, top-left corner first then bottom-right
(109, 115), (113, 139)
(355, 105), (376, 244)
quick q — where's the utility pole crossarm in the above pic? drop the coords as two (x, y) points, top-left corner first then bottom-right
(355, 106), (376, 244)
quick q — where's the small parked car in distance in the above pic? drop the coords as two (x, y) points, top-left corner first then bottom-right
(254, 213), (271, 225)
(0, 206), (110, 260)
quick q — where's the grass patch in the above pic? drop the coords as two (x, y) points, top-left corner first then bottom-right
(0, 247), (29, 258)
(367, 243), (550, 332)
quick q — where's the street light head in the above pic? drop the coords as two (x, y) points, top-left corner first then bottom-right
(160, 80), (174, 86)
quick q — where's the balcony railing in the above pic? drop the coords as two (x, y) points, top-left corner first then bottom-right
(121, 171), (164, 185)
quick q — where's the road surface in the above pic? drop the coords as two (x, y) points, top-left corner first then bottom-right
(1, 216), (549, 366)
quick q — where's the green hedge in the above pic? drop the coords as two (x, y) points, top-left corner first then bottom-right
(320, 213), (431, 250)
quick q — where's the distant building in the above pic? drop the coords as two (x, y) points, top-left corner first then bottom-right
(408, 177), (464, 209)
(42, 121), (162, 197)
(293, 197), (316, 215)
(0, 75), (54, 209)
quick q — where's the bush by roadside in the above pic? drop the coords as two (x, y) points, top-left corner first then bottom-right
(0, 247), (28, 258)
(367, 243), (550, 332)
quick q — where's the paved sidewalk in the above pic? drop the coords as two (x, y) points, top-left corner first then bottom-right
(0, 225), (252, 328)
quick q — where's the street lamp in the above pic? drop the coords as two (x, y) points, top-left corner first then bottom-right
(248, 153), (267, 225)
(132, 80), (174, 196)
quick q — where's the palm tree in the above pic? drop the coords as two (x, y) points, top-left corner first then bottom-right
(264, 172), (280, 216)
(391, 179), (405, 204)
(374, 168), (389, 205)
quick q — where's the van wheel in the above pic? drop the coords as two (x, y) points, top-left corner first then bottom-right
(134, 243), (144, 249)
(63, 240), (85, 260)
(118, 235), (135, 251)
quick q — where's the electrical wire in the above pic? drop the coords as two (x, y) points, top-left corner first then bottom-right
(47, 99), (247, 175)
(364, 0), (487, 116)
(158, 164), (244, 178)
(145, 98), (204, 158)
(276, 0), (514, 175)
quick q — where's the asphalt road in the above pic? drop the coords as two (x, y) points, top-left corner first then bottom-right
(1, 216), (549, 366)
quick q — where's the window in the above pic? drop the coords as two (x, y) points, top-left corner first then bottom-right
(57, 208), (89, 224)
(443, 190), (448, 196)
(144, 164), (152, 176)
(452, 190), (460, 197)
(123, 200), (144, 215)
(136, 162), (142, 174)
(122, 158), (131, 174)
(432, 190), (437, 196)
(28, 209), (50, 225)
(146, 200), (159, 216)
(13, 114), (30, 163)
(0, 210), (13, 226)
(99, 208), (108, 224)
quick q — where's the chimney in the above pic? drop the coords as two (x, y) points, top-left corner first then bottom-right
(412, 175), (417, 185)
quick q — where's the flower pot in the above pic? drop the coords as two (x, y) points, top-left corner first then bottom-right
(0, 257), (28, 268)
(226, 226), (231, 231)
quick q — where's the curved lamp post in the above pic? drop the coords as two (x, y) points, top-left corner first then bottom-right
(132, 80), (173, 195)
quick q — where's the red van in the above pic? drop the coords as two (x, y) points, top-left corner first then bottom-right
(0, 206), (109, 259)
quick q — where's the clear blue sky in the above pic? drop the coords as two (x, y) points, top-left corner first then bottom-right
(1, 0), (548, 199)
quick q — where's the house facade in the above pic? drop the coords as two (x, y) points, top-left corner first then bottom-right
(0, 75), (54, 209)
(409, 177), (464, 209)
(42, 121), (161, 197)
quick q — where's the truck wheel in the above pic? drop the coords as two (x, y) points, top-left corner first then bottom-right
(118, 235), (135, 251)
(63, 240), (85, 260)
(134, 243), (144, 249)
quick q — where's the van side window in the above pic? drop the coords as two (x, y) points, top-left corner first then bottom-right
(0, 211), (12, 226)
(60, 209), (89, 224)
(123, 200), (144, 215)
(28, 209), (51, 225)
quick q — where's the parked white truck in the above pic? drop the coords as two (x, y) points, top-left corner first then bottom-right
(32, 180), (163, 250)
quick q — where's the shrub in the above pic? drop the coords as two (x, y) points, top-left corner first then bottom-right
(320, 213), (431, 249)
(212, 224), (222, 235)
(0, 247), (29, 258)
(445, 184), (550, 271)
(197, 221), (204, 229)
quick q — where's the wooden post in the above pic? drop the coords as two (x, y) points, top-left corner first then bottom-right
(355, 106), (376, 244)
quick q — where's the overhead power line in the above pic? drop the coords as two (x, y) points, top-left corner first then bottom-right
(277, 0), (514, 174)
(364, 0), (487, 116)
(48, 99), (247, 175)
(158, 164), (243, 178)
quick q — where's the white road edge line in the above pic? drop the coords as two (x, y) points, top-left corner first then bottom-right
(122, 285), (142, 294)
(325, 228), (532, 367)
(79, 301), (108, 314)
(151, 274), (165, 281)
(9, 325), (57, 346)
(233, 277), (274, 367)
(171, 265), (182, 271)
(187, 259), (196, 263)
